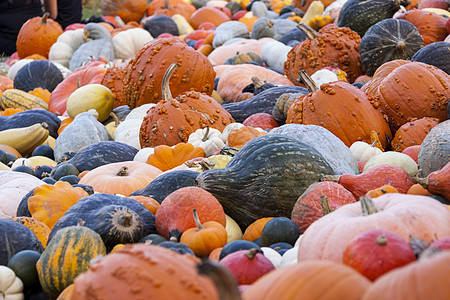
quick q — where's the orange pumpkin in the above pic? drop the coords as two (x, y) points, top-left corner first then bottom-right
(397, 10), (448, 46)
(129, 195), (160, 215)
(146, 142), (205, 172)
(28, 181), (89, 229)
(101, 0), (147, 23)
(0, 75), (13, 93)
(227, 126), (268, 149)
(407, 183), (433, 196)
(10, 216), (51, 248)
(146, 0), (196, 21)
(391, 117), (440, 152)
(101, 65), (126, 108)
(57, 118), (74, 135)
(78, 161), (162, 196)
(16, 13), (63, 58)
(0, 144), (22, 158)
(242, 217), (274, 242)
(29, 87), (51, 104)
(180, 209), (228, 257)
(190, 7), (231, 29)
(365, 185), (399, 198)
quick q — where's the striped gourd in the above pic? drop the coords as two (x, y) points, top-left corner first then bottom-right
(36, 226), (106, 299)
(0, 89), (48, 110)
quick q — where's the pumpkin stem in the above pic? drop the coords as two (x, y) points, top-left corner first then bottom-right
(410, 235), (430, 259)
(118, 211), (133, 228)
(396, 41), (406, 51)
(297, 70), (319, 92)
(251, 76), (266, 90)
(413, 173), (429, 189)
(267, 20), (274, 28)
(370, 140), (379, 147)
(320, 195), (334, 215)
(297, 23), (318, 40)
(110, 112), (120, 127)
(376, 235), (388, 246)
(117, 166), (128, 176)
(193, 209), (204, 231)
(162, 63), (179, 101)
(42, 12), (49, 24)
(114, 16), (126, 28)
(76, 77), (81, 89)
(360, 195), (379, 215)
(164, 0), (170, 9)
(197, 260), (242, 300)
(320, 175), (340, 183)
(202, 126), (210, 142)
(245, 248), (262, 260)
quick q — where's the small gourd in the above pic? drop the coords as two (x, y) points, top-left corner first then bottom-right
(188, 126), (225, 156)
(350, 141), (383, 163)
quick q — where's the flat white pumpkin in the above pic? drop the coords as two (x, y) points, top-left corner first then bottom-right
(112, 28), (153, 60)
(188, 127), (225, 156)
(48, 28), (85, 68)
(350, 141), (383, 163)
(0, 265), (24, 300)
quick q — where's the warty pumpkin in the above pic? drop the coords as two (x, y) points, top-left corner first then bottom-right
(139, 63), (234, 147)
(297, 194), (450, 263)
(78, 161), (162, 196)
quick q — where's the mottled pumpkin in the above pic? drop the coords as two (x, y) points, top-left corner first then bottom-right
(10, 216), (51, 249)
(122, 37), (215, 109)
(284, 24), (364, 84)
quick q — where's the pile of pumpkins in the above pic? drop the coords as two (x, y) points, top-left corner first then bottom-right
(0, 0), (450, 298)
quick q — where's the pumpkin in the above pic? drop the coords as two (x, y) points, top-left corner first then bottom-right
(411, 41), (450, 75)
(342, 229), (416, 281)
(128, 196), (160, 215)
(284, 24), (364, 84)
(391, 117), (439, 152)
(291, 181), (357, 233)
(101, 65), (126, 108)
(70, 244), (219, 300)
(112, 28), (153, 60)
(66, 84), (115, 122)
(297, 194), (450, 263)
(227, 126), (268, 149)
(208, 38), (274, 65)
(10, 217), (51, 249)
(0, 108), (23, 117)
(286, 71), (392, 149)
(187, 127), (225, 156)
(13, 60), (64, 93)
(122, 37), (215, 109)
(418, 119), (450, 177)
(36, 226), (106, 298)
(180, 209), (228, 257)
(242, 217), (275, 242)
(146, 143), (205, 172)
(28, 181), (89, 230)
(251, 18), (298, 41)
(190, 6), (231, 29)
(196, 134), (335, 229)
(49, 65), (107, 116)
(0, 218), (43, 265)
(78, 161), (162, 196)
(0, 265), (24, 300)
(7, 250), (41, 291)
(365, 185), (399, 198)
(146, 0), (196, 22)
(363, 151), (418, 176)
(16, 13), (63, 58)
(48, 29), (85, 68)
(28, 87), (51, 104)
(372, 61), (450, 132)
(243, 259), (371, 300)
(363, 251), (450, 299)
(48, 193), (157, 252)
(242, 113), (279, 130)
(139, 63), (234, 147)
(396, 9), (448, 46)
(414, 161), (450, 201)
(359, 18), (424, 77)
(224, 52), (264, 66)
(101, 0), (147, 23)
(260, 217), (301, 247)
(155, 186), (226, 240)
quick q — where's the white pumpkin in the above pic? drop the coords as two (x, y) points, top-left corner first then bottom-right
(221, 122), (245, 144)
(112, 28), (153, 60)
(0, 265), (24, 300)
(114, 104), (155, 149)
(7, 59), (33, 80)
(350, 141), (383, 163)
(261, 41), (292, 73)
(48, 28), (85, 68)
(225, 215), (243, 244)
(11, 158), (33, 170)
(279, 247), (299, 267)
(133, 147), (155, 163)
(311, 69), (340, 87)
(363, 151), (419, 176)
(188, 127), (225, 156)
(261, 247), (282, 268)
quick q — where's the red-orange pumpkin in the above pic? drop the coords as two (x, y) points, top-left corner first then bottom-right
(391, 117), (440, 152)
(146, 0), (196, 23)
(101, 0), (147, 24)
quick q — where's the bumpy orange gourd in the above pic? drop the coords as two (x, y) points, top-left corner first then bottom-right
(16, 13), (63, 58)
(28, 181), (89, 229)
(122, 37), (215, 109)
(284, 24), (364, 83)
(78, 161), (162, 196)
(139, 63), (234, 147)
(101, 64), (126, 108)
(0, 108), (24, 116)
(391, 117), (440, 152)
(70, 244), (219, 300)
(29, 87), (51, 104)
(101, 0), (147, 23)
(146, 142), (205, 171)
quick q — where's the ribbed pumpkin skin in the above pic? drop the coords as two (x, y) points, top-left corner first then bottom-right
(418, 120), (450, 177)
(336, 0), (402, 37)
(411, 41), (450, 75)
(70, 244), (219, 300)
(122, 37), (215, 109)
(359, 19), (423, 76)
(195, 134), (335, 230)
(376, 62), (450, 131)
(284, 26), (364, 83)
(36, 226), (106, 299)
(244, 260), (371, 300)
(13, 60), (64, 93)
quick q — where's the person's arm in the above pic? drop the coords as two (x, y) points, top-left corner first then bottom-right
(43, 0), (58, 20)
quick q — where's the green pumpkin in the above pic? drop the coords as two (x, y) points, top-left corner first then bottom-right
(260, 217), (301, 247)
(195, 134), (335, 229)
(7, 250), (41, 290)
(36, 226), (106, 299)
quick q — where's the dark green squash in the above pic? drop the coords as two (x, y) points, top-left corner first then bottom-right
(359, 18), (423, 76)
(195, 134), (335, 229)
(51, 163), (79, 180)
(36, 226), (106, 299)
(13, 60), (64, 92)
(0, 109), (61, 138)
(130, 170), (199, 203)
(138, 233), (168, 245)
(336, 0), (406, 37)
(219, 240), (260, 260)
(260, 217), (301, 247)
(142, 15), (179, 38)
(157, 241), (195, 255)
(0, 218), (43, 265)
(222, 86), (308, 122)
(411, 41), (450, 75)
(51, 141), (138, 175)
(224, 52), (264, 66)
(7, 250), (41, 290)
(48, 193), (157, 252)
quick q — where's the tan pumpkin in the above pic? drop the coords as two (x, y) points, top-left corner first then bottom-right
(78, 161), (162, 196)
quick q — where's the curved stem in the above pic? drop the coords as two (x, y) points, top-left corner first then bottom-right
(42, 12), (49, 24)
(245, 248), (262, 260)
(413, 174), (429, 189)
(76, 77), (81, 89)
(360, 196), (379, 216)
(117, 166), (128, 176)
(202, 126), (210, 142)
(164, 0), (170, 9)
(297, 23), (318, 40)
(193, 209), (204, 231)
(297, 70), (318, 92)
(162, 63), (179, 101)
(110, 112), (120, 127)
